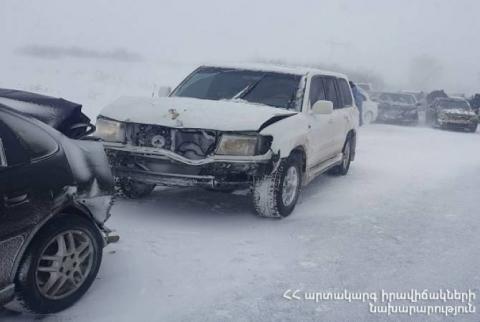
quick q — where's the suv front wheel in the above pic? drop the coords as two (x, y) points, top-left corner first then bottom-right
(252, 155), (302, 218)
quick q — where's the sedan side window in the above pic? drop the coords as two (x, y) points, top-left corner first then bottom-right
(0, 111), (58, 162)
(0, 119), (29, 166)
(0, 138), (7, 167)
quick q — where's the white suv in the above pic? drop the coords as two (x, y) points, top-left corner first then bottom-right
(96, 64), (359, 218)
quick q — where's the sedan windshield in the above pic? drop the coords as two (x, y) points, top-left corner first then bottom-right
(437, 99), (471, 110)
(380, 93), (416, 105)
(171, 67), (302, 110)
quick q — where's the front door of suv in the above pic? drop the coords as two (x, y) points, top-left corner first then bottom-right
(305, 75), (336, 167)
(322, 77), (346, 156)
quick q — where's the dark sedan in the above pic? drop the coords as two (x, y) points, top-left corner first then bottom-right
(0, 104), (116, 314)
(374, 92), (419, 125)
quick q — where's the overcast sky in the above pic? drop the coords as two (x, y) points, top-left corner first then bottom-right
(1, 0), (480, 93)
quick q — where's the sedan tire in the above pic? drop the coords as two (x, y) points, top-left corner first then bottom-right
(10, 215), (103, 314)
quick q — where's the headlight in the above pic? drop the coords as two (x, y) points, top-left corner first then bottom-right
(95, 118), (126, 143)
(215, 134), (272, 156)
(216, 135), (257, 156)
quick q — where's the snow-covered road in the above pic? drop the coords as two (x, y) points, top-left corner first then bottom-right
(2, 124), (480, 321)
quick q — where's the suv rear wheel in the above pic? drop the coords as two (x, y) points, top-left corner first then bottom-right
(252, 154), (302, 218)
(10, 215), (103, 314)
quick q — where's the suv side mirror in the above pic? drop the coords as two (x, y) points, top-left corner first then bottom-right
(312, 100), (333, 115)
(158, 86), (172, 97)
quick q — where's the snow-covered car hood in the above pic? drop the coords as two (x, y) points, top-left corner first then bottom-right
(441, 108), (477, 117)
(99, 96), (297, 131)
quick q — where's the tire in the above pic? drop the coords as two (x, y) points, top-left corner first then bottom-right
(364, 111), (374, 124)
(252, 155), (302, 218)
(330, 137), (352, 176)
(118, 178), (155, 199)
(11, 215), (103, 314)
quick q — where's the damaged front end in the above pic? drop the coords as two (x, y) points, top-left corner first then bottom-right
(96, 118), (277, 190)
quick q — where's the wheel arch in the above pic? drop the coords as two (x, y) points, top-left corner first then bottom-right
(290, 145), (307, 174)
(9, 203), (95, 283)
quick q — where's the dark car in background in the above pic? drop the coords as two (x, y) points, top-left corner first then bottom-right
(373, 92), (419, 125)
(426, 97), (478, 132)
(0, 100), (116, 313)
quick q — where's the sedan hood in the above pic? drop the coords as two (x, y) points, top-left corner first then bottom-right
(442, 108), (477, 117)
(99, 96), (297, 131)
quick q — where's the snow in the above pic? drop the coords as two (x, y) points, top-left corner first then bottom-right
(1, 58), (479, 321)
(2, 123), (479, 321)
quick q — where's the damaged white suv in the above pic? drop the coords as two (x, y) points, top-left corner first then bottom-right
(95, 64), (359, 218)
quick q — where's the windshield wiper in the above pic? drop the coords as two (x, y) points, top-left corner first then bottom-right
(231, 74), (267, 100)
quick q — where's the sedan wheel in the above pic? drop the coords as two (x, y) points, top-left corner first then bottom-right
(10, 215), (103, 314)
(36, 230), (94, 300)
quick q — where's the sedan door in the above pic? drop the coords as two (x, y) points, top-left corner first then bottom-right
(0, 110), (70, 240)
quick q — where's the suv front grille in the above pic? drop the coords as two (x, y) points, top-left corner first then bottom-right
(128, 123), (218, 160)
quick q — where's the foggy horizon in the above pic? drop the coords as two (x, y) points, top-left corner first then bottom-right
(1, 0), (480, 94)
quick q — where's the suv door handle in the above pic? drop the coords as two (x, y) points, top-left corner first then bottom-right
(4, 193), (29, 208)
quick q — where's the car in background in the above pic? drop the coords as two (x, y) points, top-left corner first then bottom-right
(356, 83), (372, 92)
(0, 104), (116, 314)
(356, 87), (378, 124)
(96, 64), (359, 218)
(373, 92), (419, 125)
(426, 97), (478, 132)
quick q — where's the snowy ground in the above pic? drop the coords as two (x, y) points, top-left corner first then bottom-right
(1, 123), (479, 322)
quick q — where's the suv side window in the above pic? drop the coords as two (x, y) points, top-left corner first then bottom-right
(309, 76), (326, 106)
(0, 111), (58, 162)
(323, 77), (340, 109)
(337, 78), (353, 107)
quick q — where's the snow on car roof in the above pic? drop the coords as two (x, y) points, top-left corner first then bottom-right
(200, 63), (348, 79)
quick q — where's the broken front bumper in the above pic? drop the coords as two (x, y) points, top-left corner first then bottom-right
(104, 143), (274, 189)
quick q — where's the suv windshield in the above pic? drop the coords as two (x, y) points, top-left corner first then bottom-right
(172, 67), (302, 110)
(437, 99), (471, 110)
